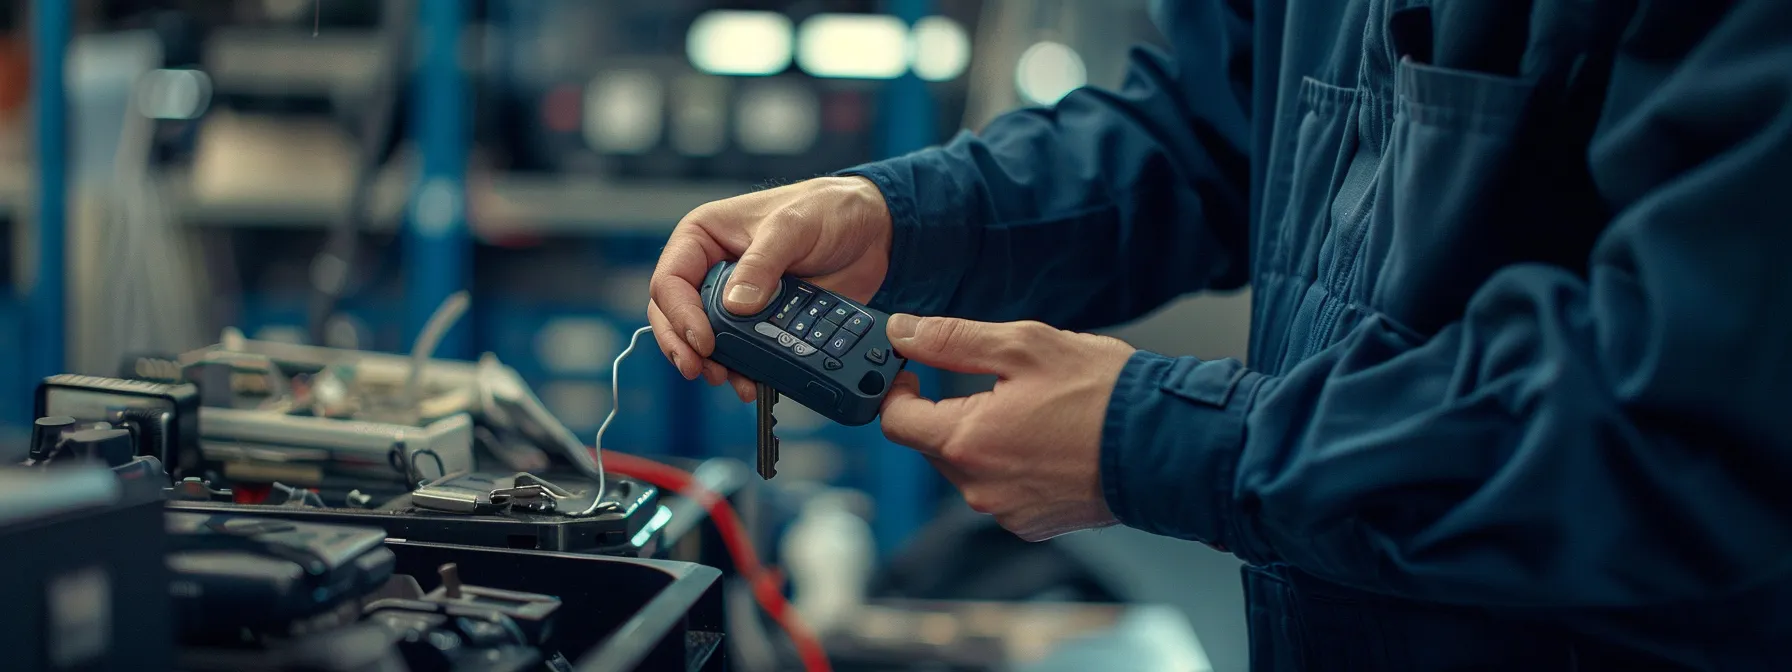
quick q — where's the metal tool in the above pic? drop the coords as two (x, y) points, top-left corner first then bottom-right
(756, 382), (779, 480)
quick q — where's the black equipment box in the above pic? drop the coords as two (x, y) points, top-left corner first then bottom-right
(165, 512), (398, 640)
(34, 374), (203, 477)
(379, 541), (726, 671)
(0, 467), (173, 672)
(166, 472), (665, 554)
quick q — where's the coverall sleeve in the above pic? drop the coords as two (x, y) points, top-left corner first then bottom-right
(837, 2), (1254, 331)
(1101, 0), (1792, 608)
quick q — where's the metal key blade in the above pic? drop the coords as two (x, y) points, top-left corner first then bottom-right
(756, 382), (780, 480)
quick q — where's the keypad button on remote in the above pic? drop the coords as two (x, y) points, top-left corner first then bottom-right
(826, 305), (852, 324)
(811, 295), (835, 310)
(770, 296), (805, 328)
(770, 309), (794, 328)
(823, 357), (843, 371)
(842, 312), (873, 335)
(865, 347), (888, 365)
(805, 321), (839, 347)
(753, 322), (785, 340)
(792, 341), (817, 356)
(789, 317), (814, 336)
(777, 332), (797, 348)
(804, 304), (826, 321)
(824, 332), (859, 358)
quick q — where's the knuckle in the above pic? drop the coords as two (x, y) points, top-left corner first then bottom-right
(648, 274), (687, 303)
(734, 248), (778, 274)
(879, 420), (914, 447)
(679, 201), (721, 228)
(1016, 320), (1057, 340)
(963, 490), (996, 515)
(920, 318), (968, 353)
(938, 437), (974, 466)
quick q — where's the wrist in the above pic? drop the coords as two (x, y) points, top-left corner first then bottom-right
(833, 174), (894, 266)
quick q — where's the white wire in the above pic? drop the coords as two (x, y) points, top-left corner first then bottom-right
(408, 291), (472, 404)
(573, 325), (653, 517)
(596, 326), (655, 455)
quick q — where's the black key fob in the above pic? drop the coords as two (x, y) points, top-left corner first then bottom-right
(701, 261), (906, 426)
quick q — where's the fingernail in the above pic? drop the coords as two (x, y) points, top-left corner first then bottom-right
(725, 282), (762, 307)
(886, 313), (918, 342)
(671, 351), (690, 378)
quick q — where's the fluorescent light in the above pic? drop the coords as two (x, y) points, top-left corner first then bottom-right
(583, 69), (664, 154)
(1015, 41), (1086, 106)
(736, 80), (819, 155)
(687, 10), (794, 76)
(796, 13), (909, 79)
(909, 16), (970, 82)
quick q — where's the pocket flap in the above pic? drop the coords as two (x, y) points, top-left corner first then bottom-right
(1396, 56), (1537, 131)
(1159, 357), (1251, 408)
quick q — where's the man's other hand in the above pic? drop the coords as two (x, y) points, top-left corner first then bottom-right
(879, 314), (1135, 541)
(649, 177), (893, 402)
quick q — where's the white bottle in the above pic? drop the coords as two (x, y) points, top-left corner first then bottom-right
(780, 488), (876, 634)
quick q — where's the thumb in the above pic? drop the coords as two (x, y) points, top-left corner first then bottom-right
(723, 219), (819, 315)
(884, 314), (1039, 376)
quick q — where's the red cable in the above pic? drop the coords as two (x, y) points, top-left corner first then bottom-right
(600, 450), (832, 672)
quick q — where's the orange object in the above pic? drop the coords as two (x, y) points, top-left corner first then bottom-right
(0, 34), (28, 120)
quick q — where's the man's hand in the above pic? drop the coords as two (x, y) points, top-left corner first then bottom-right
(648, 177), (893, 402)
(878, 314), (1136, 541)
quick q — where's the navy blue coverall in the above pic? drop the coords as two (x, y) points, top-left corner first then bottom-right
(838, 0), (1792, 669)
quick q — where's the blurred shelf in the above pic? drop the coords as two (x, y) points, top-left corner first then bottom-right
(203, 28), (386, 97)
(0, 165), (749, 236)
(476, 174), (752, 236)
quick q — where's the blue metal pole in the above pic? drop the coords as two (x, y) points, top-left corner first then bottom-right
(869, 0), (940, 555)
(407, 0), (471, 358)
(29, 0), (70, 387)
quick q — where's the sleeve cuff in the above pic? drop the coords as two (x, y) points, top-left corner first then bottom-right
(833, 148), (978, 317)
(1100, 350), (1270, 562)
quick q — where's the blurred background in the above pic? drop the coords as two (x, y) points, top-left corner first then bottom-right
(0, 1), (1255, 670)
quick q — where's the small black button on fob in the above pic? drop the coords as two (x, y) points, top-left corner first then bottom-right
(700, 260), (907, 427)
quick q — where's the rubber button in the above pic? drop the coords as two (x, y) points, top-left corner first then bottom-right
(823, 357), (843, 371)
(789, 316), (814, 336)
(842, 312), (873, 336)
(804, 320), (839, 347)
(864, 347), (888, 365)
(824, 332), (858, 358)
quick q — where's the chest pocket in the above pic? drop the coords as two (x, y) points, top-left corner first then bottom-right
(1352, 56), (1541, 336)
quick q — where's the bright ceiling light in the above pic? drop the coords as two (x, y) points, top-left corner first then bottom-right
(736, 80), (820, 155)
(1015, 41), (1086, 106)
(909, 16), (970, 82)
(796, 14), (909, 80)
(583, 70), (664, 154)
(687, 10), (794, 76)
